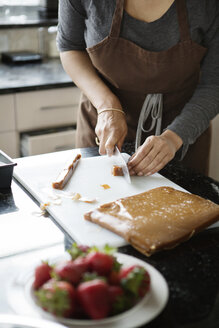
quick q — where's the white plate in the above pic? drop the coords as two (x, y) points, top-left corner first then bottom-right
(7, 252), (169, 328)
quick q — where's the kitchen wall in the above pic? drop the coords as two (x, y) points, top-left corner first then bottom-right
(0, 26), (58, 58)
(0, 28), (40, 54)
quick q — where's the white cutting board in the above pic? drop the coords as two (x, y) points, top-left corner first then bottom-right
(14, 150), (188, 248)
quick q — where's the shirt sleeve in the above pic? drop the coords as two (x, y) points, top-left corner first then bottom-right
(57, 0), (86, 52)
(166, 0), (219, 159)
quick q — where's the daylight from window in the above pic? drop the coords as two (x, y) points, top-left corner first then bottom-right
(0, 0), (40, 5)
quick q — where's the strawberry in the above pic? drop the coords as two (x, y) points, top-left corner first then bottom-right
(74, 256), (90, 272)
(77, 279), (110, 319)
(33, 261), (52, 290)
(87, 252), (114, 275)
(108, 270), (120, 285)
(35, 279), (75, 317)
(68, 243), (90, 260)
(119, 265), (136, 280)
(108, 285), (129, 315)
(119, 265), (150, 298)
(54, 259), (87, 285)
(108, 285), (124, 304)
(78, 245), (90, 253)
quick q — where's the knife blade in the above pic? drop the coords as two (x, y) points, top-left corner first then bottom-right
(113, 146), (131, 184)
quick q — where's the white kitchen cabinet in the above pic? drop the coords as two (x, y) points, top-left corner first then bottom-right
(0, 131), (19, 158)
(15, 87), (80, 132)
(0, 87), (80, 158)
(0, 94), (18, 158)
(0, 94), (15, 132)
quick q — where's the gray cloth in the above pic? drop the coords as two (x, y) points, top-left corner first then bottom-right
(57, 0), (219, 158)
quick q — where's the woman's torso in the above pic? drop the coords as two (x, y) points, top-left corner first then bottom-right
(76, 0), (213, 51)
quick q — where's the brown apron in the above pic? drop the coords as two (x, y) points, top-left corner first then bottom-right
(76, 0), (211, 175)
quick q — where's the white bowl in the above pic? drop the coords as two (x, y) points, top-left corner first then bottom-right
(9, 252), (169, 328)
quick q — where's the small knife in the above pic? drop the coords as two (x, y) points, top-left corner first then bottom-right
(113, 146), (131, 184)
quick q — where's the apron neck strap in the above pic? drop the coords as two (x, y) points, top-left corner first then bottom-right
(110, 0), (124, 38)
(176, 0), (191, 41)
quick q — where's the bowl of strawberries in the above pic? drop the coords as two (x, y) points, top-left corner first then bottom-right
(28, 244), (167, 327)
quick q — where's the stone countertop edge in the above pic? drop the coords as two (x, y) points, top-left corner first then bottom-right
(0, 58), (75, 94)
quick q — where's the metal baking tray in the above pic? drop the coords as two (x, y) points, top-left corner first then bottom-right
(0, 150), (17, 189)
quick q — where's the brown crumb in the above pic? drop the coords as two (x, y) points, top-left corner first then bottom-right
(101, 184), (110, 189)
(112, 165), (124, 176)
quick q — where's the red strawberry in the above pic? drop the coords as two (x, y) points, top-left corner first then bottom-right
(108, 285), (124, 304)
(108, 270), (120, 285)
(119, 265), (150, 298)
(35, 279), (75, 317)
(108, 285), (128, 315)
(78, 245), (90, 253)
(74, 256), (90, 272)
(118, 265), (136, 280)
(33, 261), (52, 290)
(77, 279), (110, 319)
(87, 252), (114, 275)
(54, 259), (87, 285)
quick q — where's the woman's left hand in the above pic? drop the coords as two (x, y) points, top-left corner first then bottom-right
(128, 130), (183, 176)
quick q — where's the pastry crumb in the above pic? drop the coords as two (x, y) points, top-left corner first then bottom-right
(40, 202), (51, 211)
(72, 193), (81, 200)
(101, 184), (110, 189)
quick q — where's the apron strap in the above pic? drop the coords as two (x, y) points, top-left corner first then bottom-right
(109, 0), (124, 38)
(135, 94), (163, 151)
(176, 0), (191, 41)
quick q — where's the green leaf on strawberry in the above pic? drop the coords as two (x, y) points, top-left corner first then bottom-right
(82, 272), (106, 282)
(108, 285), (132, 315)
(121, 266), (150, 298)
(102, 244), (117, 255)
(88, 244), (117, 255)
(68, 243), (89, 260)
(112, 257), (122, 272)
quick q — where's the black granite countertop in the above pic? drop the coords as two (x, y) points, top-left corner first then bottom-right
(0, 58), (74, 94)
(0, 145), (219, 328)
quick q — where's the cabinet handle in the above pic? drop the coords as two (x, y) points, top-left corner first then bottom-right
(40, 105), (74, 111)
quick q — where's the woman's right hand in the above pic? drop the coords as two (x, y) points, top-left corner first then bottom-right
(95, 110), (128, 156)
(60, 50), (128, 154)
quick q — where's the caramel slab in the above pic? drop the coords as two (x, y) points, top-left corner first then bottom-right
(84, 187), (219, 256)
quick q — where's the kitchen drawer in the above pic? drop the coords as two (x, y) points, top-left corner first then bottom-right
(0, 94), (15, 132)
(16, 87), (80, 132)
(20, 128), (76, 156)
(0, 131), (19, 158)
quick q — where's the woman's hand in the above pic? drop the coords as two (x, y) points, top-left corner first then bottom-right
(128, 130), (183, 176)
(95, 110), (128, 156)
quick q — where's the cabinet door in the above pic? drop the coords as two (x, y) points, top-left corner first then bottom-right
(0, 131), (18, 158)
(16, 87), (80, 132)
(0, 94), (15, 132)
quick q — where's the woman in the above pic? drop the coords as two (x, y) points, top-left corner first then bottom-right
(57, 0), (219, 176)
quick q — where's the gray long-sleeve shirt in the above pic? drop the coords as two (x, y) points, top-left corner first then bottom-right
(57, 0), (219, 158)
